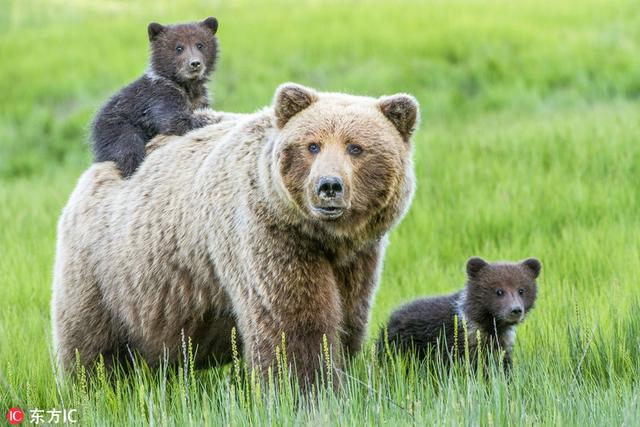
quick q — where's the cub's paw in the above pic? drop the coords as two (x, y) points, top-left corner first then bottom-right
(193, 108), (245, 126)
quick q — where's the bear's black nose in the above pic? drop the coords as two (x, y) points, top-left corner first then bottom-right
(511, 307), (523, 316)
(317, 176), (343, 199)
(190, 60), (201, 69)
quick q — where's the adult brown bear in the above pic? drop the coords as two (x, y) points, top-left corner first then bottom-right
(52, 83), (420, 389)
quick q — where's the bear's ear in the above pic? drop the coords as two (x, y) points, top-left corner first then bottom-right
(378, 94), (420, 142)
(148, 22), (166, 42)
(201, 17), (219, 35)
(466, 257), (489, 279)
(273, 83), (318, 129)
(521, 258), (542, 279)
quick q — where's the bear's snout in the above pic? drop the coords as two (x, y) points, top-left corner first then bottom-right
(503, 300), (525, 324)
(316, 176), (344, 200)
(308, 174), (349, 221)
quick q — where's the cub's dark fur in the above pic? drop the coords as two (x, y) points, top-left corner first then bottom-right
(91, 17), (219, 177)
(378, 257), (541, 373)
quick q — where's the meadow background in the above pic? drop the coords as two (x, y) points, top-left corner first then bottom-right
(1, 0), (639, 425)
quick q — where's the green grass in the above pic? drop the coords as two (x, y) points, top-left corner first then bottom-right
(1, 0), (639, 425)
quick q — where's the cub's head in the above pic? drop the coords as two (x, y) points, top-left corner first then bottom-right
(465, 257), (541, 327)
(147, 17), (219, 83)
(271, 83), (419, 235)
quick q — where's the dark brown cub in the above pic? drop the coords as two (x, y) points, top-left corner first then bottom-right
(91, 17), (219, 177)
(378, 257), (541, 374)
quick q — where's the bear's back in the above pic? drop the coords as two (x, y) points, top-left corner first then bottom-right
(382, 293), (460, 355)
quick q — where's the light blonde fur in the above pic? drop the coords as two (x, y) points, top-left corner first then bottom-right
(51, 83), (420, 388)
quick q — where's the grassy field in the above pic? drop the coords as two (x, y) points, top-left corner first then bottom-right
(1, 0), (639, 425)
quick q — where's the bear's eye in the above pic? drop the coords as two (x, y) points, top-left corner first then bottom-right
(495, 289), (504, 297)
(176, 46), (184, 53)
(518, 288), (525, 295)
(308, 143), (321, 154)
(347, 144), (363, 156)
(196, 42), (204, 50)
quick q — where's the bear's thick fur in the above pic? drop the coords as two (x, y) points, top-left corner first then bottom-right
(52, 83), (419, 388)
(92, 17), (220, 178)
(377, 257), (541, 373)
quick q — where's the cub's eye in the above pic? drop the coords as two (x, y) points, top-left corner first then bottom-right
(347, 144), (363, 156)
(308, 143), (321, 154)
(495, 289), (504, 297)
(518, 288), (525, 295)
(196, 42), (204, 50)
(176, 46), (184, 53)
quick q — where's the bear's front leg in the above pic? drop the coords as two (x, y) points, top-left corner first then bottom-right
(502, 351), (513, 377)
(336, 241), (384, 355)
(231, 240), (343, 392)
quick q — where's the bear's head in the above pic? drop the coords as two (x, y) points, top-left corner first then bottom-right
(464, 257), (541, 328)
(271, 83), (419, 236)
(147, 17), (219, 83)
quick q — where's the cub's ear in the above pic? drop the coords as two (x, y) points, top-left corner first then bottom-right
(521, 258), (542, 278)
(466, 257), (489, 278)
(273, 83), (318, 129)
(148, 22), (166, 42)
(201, 17), (219, 34)
(378, 94), (420, 142)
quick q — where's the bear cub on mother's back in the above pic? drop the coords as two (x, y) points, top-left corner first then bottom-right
(92, 17), (219, 177)
(378, 257), (541, 373)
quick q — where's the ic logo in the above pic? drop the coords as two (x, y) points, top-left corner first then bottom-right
(6, 407), (24, 425)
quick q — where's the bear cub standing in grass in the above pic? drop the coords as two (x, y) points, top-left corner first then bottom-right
(92, 17), (219, 177)
(378, 257), (541, 373)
